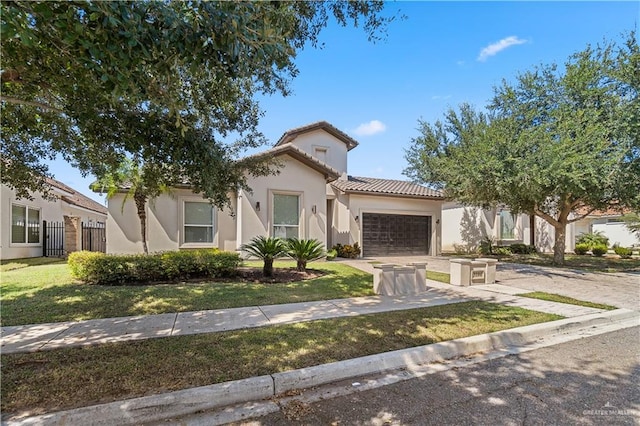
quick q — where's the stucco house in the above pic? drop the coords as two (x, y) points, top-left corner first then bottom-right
(105, 121), (444, 257)
(1, 178), (108, 260)
(441, 203), (638, 254)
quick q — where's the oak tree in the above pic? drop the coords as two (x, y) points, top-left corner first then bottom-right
(405, 34), (639, 264)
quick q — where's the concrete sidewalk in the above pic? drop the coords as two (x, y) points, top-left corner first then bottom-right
(1, 280), (607, 355)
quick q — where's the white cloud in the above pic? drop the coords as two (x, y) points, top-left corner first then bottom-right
(353, 120), (387, 136)
(477, 36), (527, 62)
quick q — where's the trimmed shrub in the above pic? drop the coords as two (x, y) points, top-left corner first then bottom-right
(591, 245), (608, 257)
(508, 243), (537, 255)
(332, 243), (361, 258)
(614, 246), (633, 259)
(494, 246), (513, 256)
(574, 243), (590, 255)
(478, 236), (495, 255)
(68, 249), (240, 285)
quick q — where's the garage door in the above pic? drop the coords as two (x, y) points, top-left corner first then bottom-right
(362, 213), (431, 257)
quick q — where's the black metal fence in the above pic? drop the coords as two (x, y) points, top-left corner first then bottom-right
(82, 222), (106, 253)
(43, 220), (65, 257)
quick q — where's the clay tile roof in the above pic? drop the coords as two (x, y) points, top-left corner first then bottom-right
(46, 178), (108, 215)
(246, 143), (341, 181)
(275, 121), (359, 151)
(574, 205), (632, 217)
(331, 176), (444, 199)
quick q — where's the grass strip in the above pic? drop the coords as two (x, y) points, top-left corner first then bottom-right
(426, 270), (450, 284)
(1, 301), (562, 416)
(517, 292), (616, 310)
(0, 262), (374, 327)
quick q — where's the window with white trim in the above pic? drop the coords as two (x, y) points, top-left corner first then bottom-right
(499, 210), (515, 240)
(273, 194), (299, 238)
(183, 201), (214, 244)
(11, 204), (40, 244)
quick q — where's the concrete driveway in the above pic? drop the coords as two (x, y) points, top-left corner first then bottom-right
(348, 256), (640, 310)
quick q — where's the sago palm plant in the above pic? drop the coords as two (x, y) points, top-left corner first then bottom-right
(240, 236), (286, 277)
(286, 238), (325, 272)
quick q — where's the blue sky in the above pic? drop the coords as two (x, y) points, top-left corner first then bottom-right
(48, 1), (639, 203)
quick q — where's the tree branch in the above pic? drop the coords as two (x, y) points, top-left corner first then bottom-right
(534, 205), (561, 228)
(0, 96), (64, 113)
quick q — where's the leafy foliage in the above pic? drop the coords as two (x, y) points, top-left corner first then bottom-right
(576, 231), (610, 249)
(68, 249), (240, 285)
(508, 243), (537, 255)
(621, 212), (640, 240)
(405, 33), (639, 265)
(240, 236), (287, 277)
(285, 238), (325, 271)
(1, 1), (394, 202)
(331, 243), (361, 258)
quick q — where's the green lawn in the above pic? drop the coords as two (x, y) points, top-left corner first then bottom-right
(0, 260), (374, 327)
(1, 301), (561, 416)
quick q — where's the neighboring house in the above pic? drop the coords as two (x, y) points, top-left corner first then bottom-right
(442, 203), (638, 253)
(573, 207), (638, 248)
(105, 121), (444, 257)
(1, 178), (108, 260)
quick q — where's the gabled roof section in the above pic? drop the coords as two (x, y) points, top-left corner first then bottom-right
(248, 143), (341, 182)
(275, 121), (359, 151)
(331, 176), (444, 200)
(47, 178), (108, 215)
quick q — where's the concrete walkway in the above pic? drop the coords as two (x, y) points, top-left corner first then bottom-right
(343, 257), (640, 310)
(1, 277), (607, 355)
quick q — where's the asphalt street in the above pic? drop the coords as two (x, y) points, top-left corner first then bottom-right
(235, 327), (640, 425)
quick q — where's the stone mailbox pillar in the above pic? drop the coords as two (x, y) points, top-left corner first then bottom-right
(449, 259), (472, 286)
(409, 262), (428, 292)
(373, 264), (396, 295)
(476, 258), (498, 283)
(63, 215), (82, 256)
(394, 266), (418, 294)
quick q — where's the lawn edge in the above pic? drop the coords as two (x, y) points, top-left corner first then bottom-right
(6, 309), (637, 426)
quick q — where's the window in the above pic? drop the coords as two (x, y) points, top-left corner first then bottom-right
(273, 194), (299, 238)
(183, 201), (214, 244)
(11, 204), (40, 244)
(499, 211), (515, 240)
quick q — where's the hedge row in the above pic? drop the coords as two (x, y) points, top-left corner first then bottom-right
(68, 249), (241, 285)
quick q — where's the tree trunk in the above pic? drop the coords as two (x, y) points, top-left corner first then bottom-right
(553, 224), (566, 265)
(263, 258), (274, 277)
(296, 260), (306, 272)
(134, 193), (148, 255)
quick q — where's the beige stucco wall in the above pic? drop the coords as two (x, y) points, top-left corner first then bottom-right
(106, 154), (330, 254)
(106, 188), (237, 254)
(284, 129), (349, 178)
(239, 154), (328, 248)
(332, 193), (443, 256)
(441, 202), (578, 253)
(1, 184), (106, 259)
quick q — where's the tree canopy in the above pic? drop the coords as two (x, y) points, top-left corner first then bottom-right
(1, 0), (394, 203)
(405, 33), (639, 264)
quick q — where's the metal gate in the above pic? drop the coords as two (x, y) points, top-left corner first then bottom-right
(43, 220), (65, 257)
(82, 222), (106, 253)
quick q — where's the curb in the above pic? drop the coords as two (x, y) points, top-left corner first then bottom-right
(5, 309), (638, 426)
